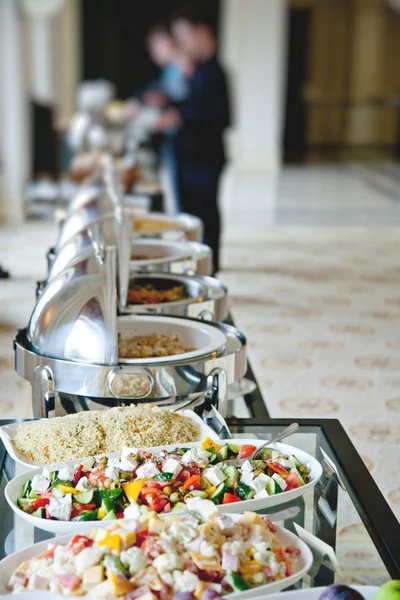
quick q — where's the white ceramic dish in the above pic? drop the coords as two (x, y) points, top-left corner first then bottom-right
(117, 314), (227, 365)
(130, 239), (194, 268)
(263, 586), (378, 599)
(0, 518), (313, 599)
(5, 439), (323, 534)
(0, 409), (217, 469)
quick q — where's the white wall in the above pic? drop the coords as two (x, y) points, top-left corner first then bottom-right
(220, 0), (288, 171)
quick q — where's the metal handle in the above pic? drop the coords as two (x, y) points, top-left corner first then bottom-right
(197, 309), (214, 321)
(32, 365), (54, 418)
(107, 366), (154, 404)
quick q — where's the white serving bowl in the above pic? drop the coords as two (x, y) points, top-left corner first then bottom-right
(5, 439), (322, 535)
(117, 314), (227, 365)
(0, 517), (313, 599)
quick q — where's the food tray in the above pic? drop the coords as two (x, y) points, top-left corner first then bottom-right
(0, 409), (218, 469)
(5, 439), (322, 534)
(0, 518), (313, 599)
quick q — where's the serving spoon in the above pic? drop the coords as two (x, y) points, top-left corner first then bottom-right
(216, 422), (299, 467)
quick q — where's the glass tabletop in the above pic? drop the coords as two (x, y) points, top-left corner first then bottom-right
(1, 418), (399, 590)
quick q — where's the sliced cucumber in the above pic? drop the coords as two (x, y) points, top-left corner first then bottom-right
(236, 481), (255, 501)
(80, 457), (95, 471)
(217, 444), (229, 461)
(227, 443), (240, 455)
(28, 489), (39, 500)
(266, 478), (283, 495)
(208, 453), (218, 464)
(98, 488), (122, 512)
(102, 509), (116, 521)
(17, 498), (33, 513)
(32, 507), (44, 518)
(223, 465), (239, 488)
(289, 454), (303, 468)
(21, 480), (32, 498)
(171, 501), (186, 512)
(290, 466), (305, 485)
(72, 509), (99, 522)
(210, 482), (227, 504)
(73, 490), (94, 504)
(258, 447), (276, 461)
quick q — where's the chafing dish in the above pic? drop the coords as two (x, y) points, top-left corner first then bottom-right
(123, 273), (228, 321)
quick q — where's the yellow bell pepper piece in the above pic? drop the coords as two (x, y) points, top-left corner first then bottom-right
(205, 484), (216, 497)
(97, 506), (107, 520)
(195, 581), (206, 599)
(189, 552), (223, 571)
(201, 437), (222, 452)
(57, 485), (78, 494)
(240, 560), (262, 575)
(97, 533), (121, 553)
(122, 479), (144, 502)
(109, 571), (134, 595)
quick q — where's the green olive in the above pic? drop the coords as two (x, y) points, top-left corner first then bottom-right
(169, 492), (180, 503)
(254, 469), (263, 476)
(121, 471), (132, 480)
(178, 486), (186, 495)
(163, 486), (172, 496)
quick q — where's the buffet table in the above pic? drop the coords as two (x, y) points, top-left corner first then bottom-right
(1, 418), (399, 587)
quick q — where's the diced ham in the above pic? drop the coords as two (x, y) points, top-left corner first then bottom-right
(125, 585), (151, 599)
(9, 570), (27, 589)
(261, 516), (276, 533)
(27, 575), (49, 590)
(285, 545), (301, 558)
(55, 573), (82, 590)
(222, 552), (239, 572)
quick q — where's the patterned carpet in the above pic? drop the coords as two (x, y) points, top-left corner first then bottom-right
(220, 225), (400, 524)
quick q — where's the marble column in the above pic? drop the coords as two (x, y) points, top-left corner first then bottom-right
(220, 0), (288, 171)
(0, 0), (28, 224)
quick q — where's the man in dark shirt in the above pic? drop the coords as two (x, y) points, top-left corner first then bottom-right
(156, 8), (231, 275)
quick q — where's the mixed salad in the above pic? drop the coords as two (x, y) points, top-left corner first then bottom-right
(8, 504), (301, 598)
(16, 438), (312, 522)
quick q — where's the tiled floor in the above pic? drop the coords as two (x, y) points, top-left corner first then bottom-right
(1, 164), (400, 534)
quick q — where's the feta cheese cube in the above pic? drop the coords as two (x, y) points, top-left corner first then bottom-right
(31, 475), (50, 493)
(123, 501), (141, 521)
(106, 457), (121, 469)
(135, 461), (160, 480)
(118, 456), (137, 471)
(121, 446), (138, 459)
(57, 464), (75, 482)
(254, 489), (269, 500)
(272, 473), (287, 491)
(240, 471), (254, 486)
(104, 466), (119, 481)
(251, 473), (271, 493)
(181, 447), (210, 466)
(48, 494), (72, 521)
(42, 465), (59, 479)
(75, 476), (93, 492)
(162, 458), (182, 478)
(241, 460), (254, 472)
(204, 466), (226, 487)
(185, 498), (218, 520)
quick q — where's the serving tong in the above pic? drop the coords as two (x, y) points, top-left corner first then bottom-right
(217, 422), (299, 467)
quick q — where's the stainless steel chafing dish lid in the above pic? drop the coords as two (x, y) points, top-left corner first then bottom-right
(27, 247), (118, 365)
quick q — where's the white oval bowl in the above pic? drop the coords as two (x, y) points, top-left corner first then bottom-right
(6, 439), (323, 535)
(0, 409), (217, 469)
(117, 314), (227, 364)
(0, 517), (313, 599)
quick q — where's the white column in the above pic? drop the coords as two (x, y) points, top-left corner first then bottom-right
(30, 16), (53, 103)
(220, 0), (288, 171)
(0, 0), (28, 223)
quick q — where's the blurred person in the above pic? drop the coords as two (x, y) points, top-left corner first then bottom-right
(126, 23), (193, 212)
(156, 7), (231, 275)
